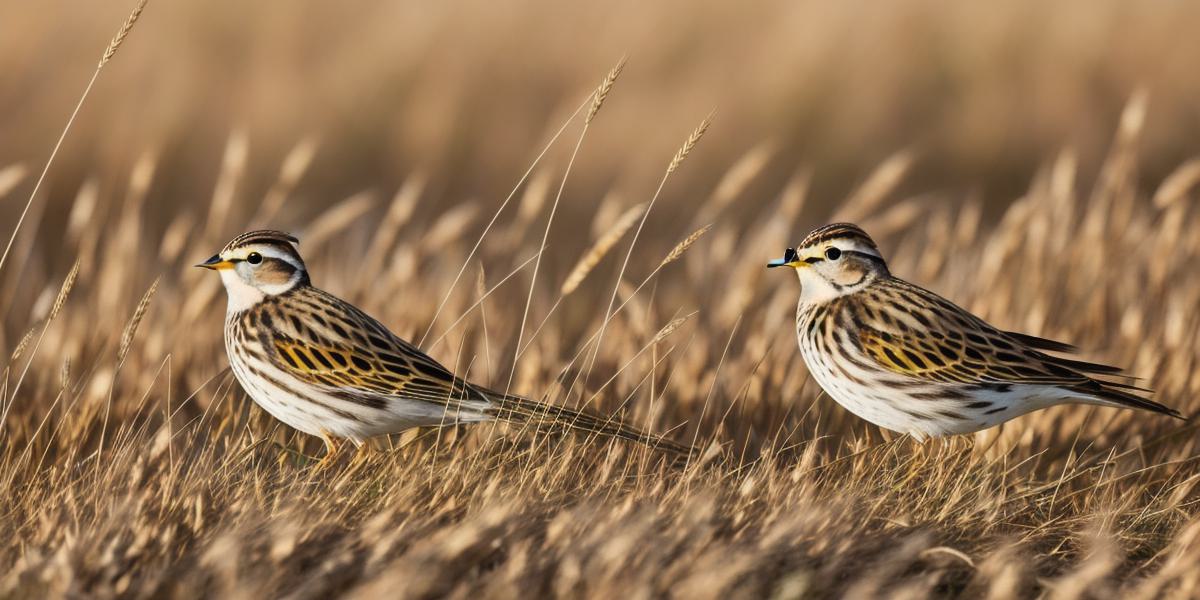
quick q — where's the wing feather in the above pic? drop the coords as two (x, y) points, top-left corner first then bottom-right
(857, 280), (1096, 387)
(1002, 331), (1077, 353)
(849, 279), (1182, 418)
(266, 297), (492, 414)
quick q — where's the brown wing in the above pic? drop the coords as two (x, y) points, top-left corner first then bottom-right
(266, 288), (492, 412)
(851, 278), (1179, 417)
(853, 279), (1113, 387)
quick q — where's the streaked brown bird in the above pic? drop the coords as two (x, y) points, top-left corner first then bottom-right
(198, 230), (690, 462)
(768, 222), (1183, 439)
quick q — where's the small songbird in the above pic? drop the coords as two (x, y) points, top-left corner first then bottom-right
(198, 230), (689, 461)
(768, 223), (1182, 439)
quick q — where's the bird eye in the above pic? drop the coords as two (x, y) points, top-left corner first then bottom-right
(246, 252), (263, 265)
(824, 247), (842, 260)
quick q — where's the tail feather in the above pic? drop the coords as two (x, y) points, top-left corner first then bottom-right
(1004, 330), (1141, 378)
(1004, 331), (1078, 353)
(483, 392), (694, 456)
(1067, 380), (1184, 420)
(1096, 378), (1155, 394)
(1050, 356), (1126, 376)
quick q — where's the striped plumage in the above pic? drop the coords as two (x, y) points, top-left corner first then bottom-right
(770, 223), (1182, 439)
(200, 230), (690, 459)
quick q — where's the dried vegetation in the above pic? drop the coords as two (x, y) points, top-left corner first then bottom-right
(2, 1), (1200, 598)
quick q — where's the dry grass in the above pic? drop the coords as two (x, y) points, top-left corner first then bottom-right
(2, 98), (1199, 598)
(3, 2), (1200, 598)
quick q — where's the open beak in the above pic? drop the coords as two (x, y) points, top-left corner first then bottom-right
(195, 254), (234, 270)
(767, 247), (802, 269)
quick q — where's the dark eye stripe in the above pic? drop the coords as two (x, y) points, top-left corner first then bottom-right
(842, 250), (888, 268)
(250, 257), (300, 286)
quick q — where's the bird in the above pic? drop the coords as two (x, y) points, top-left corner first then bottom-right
(197, 229), (690, 462)
(767, 222), (1182, 439)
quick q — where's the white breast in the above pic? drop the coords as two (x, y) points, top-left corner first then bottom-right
(222, 314), (492, 443)
(795, 308), (983, 440)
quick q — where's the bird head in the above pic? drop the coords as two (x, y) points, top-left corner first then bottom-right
(767, 222), (890, 304)
(197, 230), (309, 311)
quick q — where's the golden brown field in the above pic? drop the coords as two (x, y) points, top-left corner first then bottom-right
(3, 1), (1200, 598)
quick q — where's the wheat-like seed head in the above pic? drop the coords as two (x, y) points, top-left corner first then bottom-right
(561, 203), (645, 296)
(158, 214), (196, 263)
(858, 200), (925, 240)
(45, 261), (81, 325)
(60, 358), (71, 390)
(659, 224), (712, 268)
(116, 278), (158, 370)
(697, 144), (775, 222)
(99, 0), (149, 68)
(1153, 159), (1200, 209)
(254, 137), (321, 225)
(586, 57), (626, 125)
(66, 181), (100, 245)
(651, 312), (696, 344)
(359, 176), (425, 287)
(8, 329), (34, 366)
(422, 204), (478, 248)
(834, 150), (914, 224)
(667, 115), (713, 175)
(305, 192), (376, 250)
(1118, 88), (1149, 145)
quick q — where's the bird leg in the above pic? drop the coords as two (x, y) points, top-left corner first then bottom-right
(313, 431), (341, 470)
(349, 438), (372, 465)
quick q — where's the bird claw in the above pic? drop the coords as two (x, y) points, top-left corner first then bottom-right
(309, 431), (341, 471)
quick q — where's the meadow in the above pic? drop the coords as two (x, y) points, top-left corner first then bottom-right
(2, 1), (1200, 597)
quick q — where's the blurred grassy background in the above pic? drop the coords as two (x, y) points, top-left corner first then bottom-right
(4, 0), (1200, 231)
(4, 2), (1200, 596)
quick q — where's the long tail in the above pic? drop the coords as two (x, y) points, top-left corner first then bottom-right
(1066, 379), (1184, 420)
(482, 392), (694, 456)
(1009, 332), (1185, 420)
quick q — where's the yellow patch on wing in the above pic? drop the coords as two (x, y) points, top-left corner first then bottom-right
(274, 341), (359, 375)
(858, 326), (1093, 386)
(856, 279), (1104, 387)
(859, 330), (968, 381)
(273, 338), (456, 399)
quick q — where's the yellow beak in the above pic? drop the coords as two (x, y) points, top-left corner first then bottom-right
(767, 247), (803, 269)
(196, 254), (235, 270)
